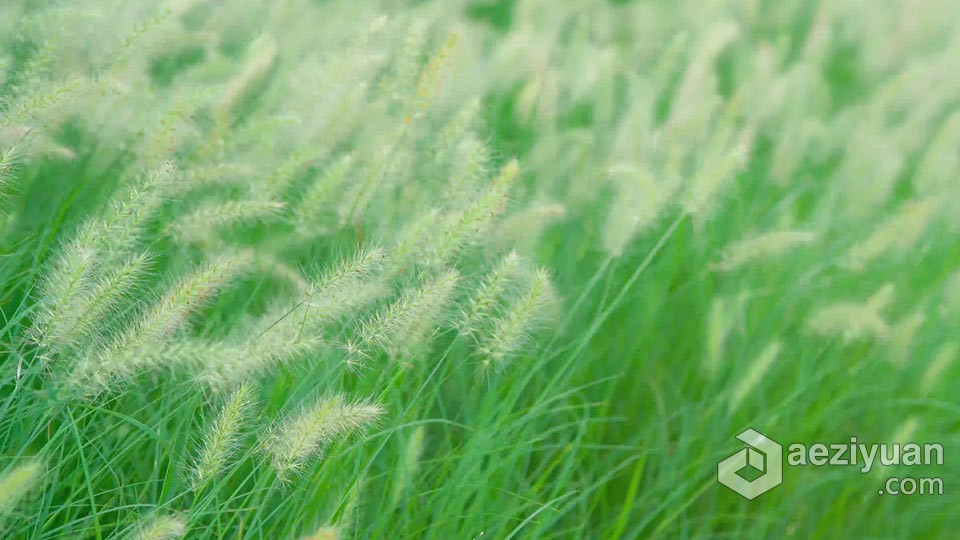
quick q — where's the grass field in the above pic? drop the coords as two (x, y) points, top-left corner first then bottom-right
(1, 1), (959, 538)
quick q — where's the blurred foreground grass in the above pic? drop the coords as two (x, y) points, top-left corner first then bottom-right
(1, 1), (959, 538)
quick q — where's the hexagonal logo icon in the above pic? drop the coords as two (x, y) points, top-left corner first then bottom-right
(718, 428), (782, 499)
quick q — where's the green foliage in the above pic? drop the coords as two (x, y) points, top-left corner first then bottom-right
(1, 0), (960, 538)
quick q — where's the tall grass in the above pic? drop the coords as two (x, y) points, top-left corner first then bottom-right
(1, 0), (959, 538)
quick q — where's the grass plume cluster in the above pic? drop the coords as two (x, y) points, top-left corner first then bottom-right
(1, 0), (959, 538)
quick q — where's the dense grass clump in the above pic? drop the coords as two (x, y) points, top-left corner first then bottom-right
(1, 0), (959, 538)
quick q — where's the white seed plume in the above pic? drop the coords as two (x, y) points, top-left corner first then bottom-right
(307, 247), (389, 323)
(667, 19), (740, 137)
(490, 201), (565, 253)
(603, 165), (674, 257)
(294, 154), (353, 235)
(913, 111), (960, 196)
(870, 416), (922, 476)
(166, 199), (286, 243)
(479, 267), (557, 370)
(843, 198), (938, 271)
(414, 32), (458, 113)
(219, 35), (279, 121)
(124, 514), (187, 540)
(349, 269), (460, 365)
(392, 159), (519, 271)
(941, 269), (960, 317)
(460, 251), (523, 339)
(807, 305), (889, 341)
(385, 19), (428, 103)
(303, 526), (341, 540)
(0, 459), (43, 524)
(832, 129), (903, 219)
(73, 253), (249, 393)
(681, 126), (752, 219)
(191, 383), (254, 488)
(33, 163), (175, 353)
(46, 251), (150, 354)
(715, 230), (816, 271)
(175, 163), (252, 192)
(434, 99), (483, 164)
(887, 311), (926, 366)
(920, 342), (957, 397)
(263, 145), (325, 196)
(0, 146), (20, 190)
(806, 285), (895, 342)
(265, 395), (383, 479)
(443, 135), (491, 207)
(391, 425), (426, 508)
(728, 341), (782, 414)
(138, 95), (204, 167)
(198, 249), (388, 389)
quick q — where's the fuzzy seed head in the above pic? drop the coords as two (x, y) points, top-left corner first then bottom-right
(355, 269), (460, 363)
(307, 247), (389, 323)
(491, 202), (565, 253)
(460, 251), (523, 338)
(125, 514), (187, 540)
(844, 198), (938, 271)
(728, 341), (782, 413)
(391, 425), (426, 507)
(716, 230), (815, 271)
(33, 163), (175, 353)
(45, 251), (150, 356)
(303, 526), (340, 540)
(478, 267), (557, 370)
(681, 127), (752, 218)
(807, 297), (891, 342)
(392, 159), (519, 271)
(604, 165), (675, 256)
(0, 146), (21, 190)
(920, 342), (957, 397)
(219, 35), (279, 120)
(887, 311), (926, 366)
(191, 383), (254, 488)
(265, 396), (383, 479)
(415, 32), (458, 112)
(294, 154), (354, 235)
(167, 199), (285, 244)
(72, 253), (249, 394)
(0, 459), (43, 521)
